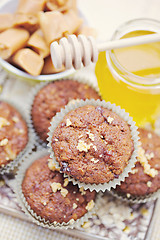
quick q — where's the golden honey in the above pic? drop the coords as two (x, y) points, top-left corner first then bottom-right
(95, 22), (160, 127)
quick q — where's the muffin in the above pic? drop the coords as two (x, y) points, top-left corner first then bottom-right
(22, 155), (96, 224)
(115, 128), (160, 198)
(31, 80), (100, 142)
(51, 104), (134, 185)
(0, 101), (28, 168)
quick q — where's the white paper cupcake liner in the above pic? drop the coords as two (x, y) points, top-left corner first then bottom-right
(109, 187), (160, 204)
(26, 75), (100, 147)
(47, 99), (140, 192)
(0, 97), (35, 174)
(15, 149), (102, 230)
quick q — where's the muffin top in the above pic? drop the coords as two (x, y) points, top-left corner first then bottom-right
(0, 101), (28, 167)
(32, 80), (100, 142)
(116, 128), (160, 197)
(51, 105), (134, 184)
(22, 155), (96, 224)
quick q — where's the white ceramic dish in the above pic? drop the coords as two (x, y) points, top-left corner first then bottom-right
(0, 0), (75, 81)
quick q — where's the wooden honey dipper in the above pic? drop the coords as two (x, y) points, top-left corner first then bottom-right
(50, 33), (160, 70)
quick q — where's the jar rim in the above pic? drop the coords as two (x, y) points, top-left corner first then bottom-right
(108, 18), (160, 87)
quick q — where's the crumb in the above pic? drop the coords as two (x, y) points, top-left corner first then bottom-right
(0, 138), (8, 146)
(141, 207), (148, 216)
(80, 187), (86, 195)
(86, 200), (95, 211)
(60, 187), (68, 197)
(92, 145), (97, 151)
(87, 131), (95, 141)
(48, 159), (57, 171)
(73, 203), (77, 209)
(126, 193), (131, 198)
(63, 178), (69, 187)
(0, 117), (10, 128)
(147, 181), (152, 187)
(107, 116), (114, 124)
(77, 140), (93, 152)
(66, 118), (72, 127)
(91, 158), (99, 163)
(82, 221), (91, 229)
(50, 182), (61, 193)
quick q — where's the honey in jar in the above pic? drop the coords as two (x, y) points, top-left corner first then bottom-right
(95, 19), (160, 127)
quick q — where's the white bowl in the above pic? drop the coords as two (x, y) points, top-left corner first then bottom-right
(0, 0), (75, 81)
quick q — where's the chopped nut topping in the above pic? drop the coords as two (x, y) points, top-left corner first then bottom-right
(66, 118), (72, 127)
(86, 200), (95, 211)
(63, 178), (69, 187)
(60, 188), (68, 197)
(0, 117), (10, 128)
(77, 140), (93, 152)
(99, 154), (103, 158)
(69, 219), (75, 225)
(0, 138), (8, 146)
(86, 131), (95, 141)
(73, 203), (77, 209)
(76, 198), (79, 201)
(147, 181), (152, 187)
(131, 168), (138, 174)
(80, 187), (86, 195)
(126, 193), (131, 198)
(50, 182), (61, 193)
(100, 135), (104, 139)
(93, 145), (97, 151)
(148, 133), (152, 139)
(82, 221), (91, 229)
(12, 116), (19, 123)
(48, 159), (57, 171)
(107, 116), (114, 124)
(50, 182), (68, 197)
(137, 147), (158, 178)
(91, 158), (99, 163)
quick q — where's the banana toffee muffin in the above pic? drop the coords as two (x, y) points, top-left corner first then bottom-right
(31, 80), (101, 142)
(0, 101), (28, 168)
(115, 128), (160, 198)
(51, 104), (134, 185)
(22, 155), (96, 224)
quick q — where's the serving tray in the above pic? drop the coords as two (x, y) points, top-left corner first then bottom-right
(0, 172), (158, 240)
(0, 68), (160, 240)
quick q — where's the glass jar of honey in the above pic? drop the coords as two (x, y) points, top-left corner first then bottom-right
(95, 19), (160, 127)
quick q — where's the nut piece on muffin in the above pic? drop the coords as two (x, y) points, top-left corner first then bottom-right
(22, 155), (96, 224)
(51, 105), (134, 185)
(0, 101), (28, 168)
(31, 80), (101, 142)
(115, 128), (160, 197)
